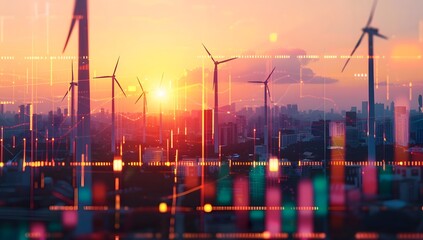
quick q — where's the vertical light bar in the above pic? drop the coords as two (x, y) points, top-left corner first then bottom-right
(297, 179), (313, 235)
(29, 104), (33, 131)
(171, 129), (174, 149)
(234, 176), (249, 230)
(278, 130), (281, 157)
(115, 190), (120, 230)
(51, 138), (54, 162)
(119, 142), (122, 156)
(138, 145), (142, 166)
(266, 157), (281, 234)
(81, 153), (85, 187)
(174, 149), (178, 183)
(23, 138), (26, 171)
(35, 138), (38, 161)
(266, 186), (281, 234)
(330, 123), (346, 230)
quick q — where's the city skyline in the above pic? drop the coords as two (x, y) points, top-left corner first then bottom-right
(0, 0), (422, 114)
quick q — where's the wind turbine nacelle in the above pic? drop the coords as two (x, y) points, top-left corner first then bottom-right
(363, 27), (379, 35)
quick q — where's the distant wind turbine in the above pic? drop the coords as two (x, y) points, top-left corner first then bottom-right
(342, 0), (387, 162)
(95, 57), (127, 154)
(61, 61), (77, 156)
(248, 67), (276, 160)
(135, 77), (148, 144)
(202, 44), (237, 154)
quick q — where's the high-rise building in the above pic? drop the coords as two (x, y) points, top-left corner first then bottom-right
(18, 105), (25, 124)
(390, 101), (395, 116)
(346, 111), (359, 148)
(375, 103), (385, 119)
(329, 121), (345, 138)
(394, 106), (409, 147)
(346, 111), (357, 127)
(362, 101), (368, 118)
(220, 122), (238, 146)
(204, 109), (213, 145)
(287, 104), (298, 115)
(384, 118), (394, 144)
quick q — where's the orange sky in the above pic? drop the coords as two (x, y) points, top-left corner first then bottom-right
(0, 0), (422, 114)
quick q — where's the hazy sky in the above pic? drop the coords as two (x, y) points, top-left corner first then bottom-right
(0, 0), (422, 114)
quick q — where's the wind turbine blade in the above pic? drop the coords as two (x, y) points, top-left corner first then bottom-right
(218, 57), (237, 64)
(266, 85), (271, 99)
(94, 75), (112, 79)
(63, 0), (81, 53)
(114, 78), (127, 97)
(137, 76), (145, 92)
(160, 73), (164, 87)
(375, 32), (388, 39)
(248, 81), (264, 83)
(61, 88), (70, 102)
(202, 43), (216, 63)
(264, 67), (276, 83)
(342, 32), (366, 72)
(135, 93), (144, 104)
(63, 19), (76, 53)
(113, 56), (120, 76)
(366, 0), (378, 27)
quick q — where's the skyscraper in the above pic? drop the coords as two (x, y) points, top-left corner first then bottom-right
(362, 101), (368, 119)
(394, 106), (409, 147)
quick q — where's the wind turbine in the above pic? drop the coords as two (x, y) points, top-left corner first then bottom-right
(248, 67), (276, 160)
(342, 0), (387, 163)
(62, 0), (92, 233)
(61, 61), (77, 156)
(135, 77), (148, 144)
(202, 44), (237, 154)
(95, 57), (127, 154)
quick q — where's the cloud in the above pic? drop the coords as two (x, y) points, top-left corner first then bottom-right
(304, 76), (339, 84)
(227, 48), (338, 85)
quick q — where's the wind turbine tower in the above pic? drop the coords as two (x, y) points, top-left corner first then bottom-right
(342, 0), (387, 163)
(61, 62), (77, 156)
(95, 57), (127, 154)
(135, 77), (148, 144)
(202, 44), (237, 154)
(248, 67), (276, 160)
